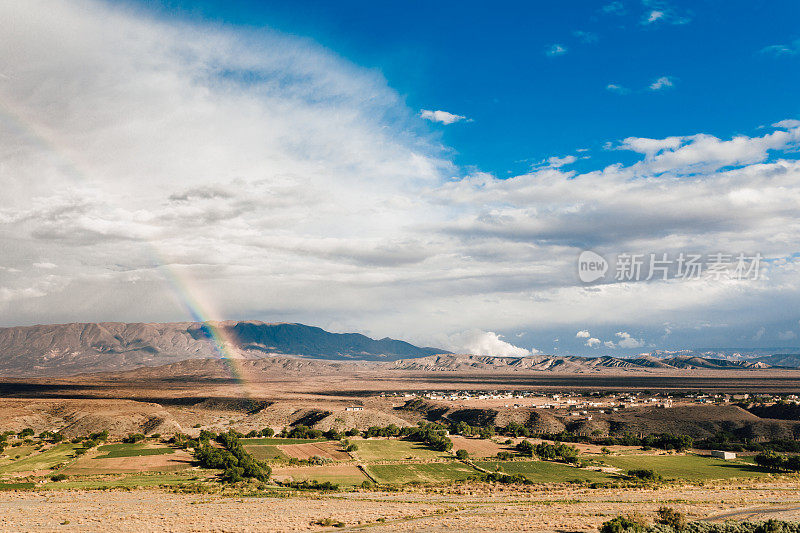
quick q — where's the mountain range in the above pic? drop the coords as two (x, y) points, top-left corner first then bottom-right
(0, 321), (797, 378)
(0, 321), (446, 377)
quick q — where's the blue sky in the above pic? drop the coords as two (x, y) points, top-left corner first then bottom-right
(132, 0), (800, 176)
(1, 0), (800, 357)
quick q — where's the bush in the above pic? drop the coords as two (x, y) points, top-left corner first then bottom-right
(49, 474), (67, 482)
(455, 449), (470, 460)
(123, 433), (146, 443)
(599, 513), (648, 533)
(656, 507), (686, 530)
(626, 469), (662, 482)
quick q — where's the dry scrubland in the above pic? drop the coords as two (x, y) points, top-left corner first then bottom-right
(4, 482), (800, 532)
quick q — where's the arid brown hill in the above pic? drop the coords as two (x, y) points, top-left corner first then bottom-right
(0, 321), (447, 377)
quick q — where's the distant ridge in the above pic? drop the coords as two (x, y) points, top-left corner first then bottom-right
(388, 353), (787, 372)
(0, 321), (448, 377)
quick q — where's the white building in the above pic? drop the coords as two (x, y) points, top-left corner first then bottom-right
(711, 450), (736, 460)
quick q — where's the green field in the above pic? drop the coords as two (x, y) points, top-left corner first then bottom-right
(366, 462), (479, 484)
(95, 443), (175, 459)
(243, 445), (288, 461)
(598, 454), (771, 480)
(0, 445), (36, 464)
(275, 466), (370, 487)
(353, 439), (451, 462)
(476, 460), (612, 484)
(240, 438), (326, 445)
(0, 443), (77, 473)
(44, 472), (203, 490)
(0, 482), (35, 490)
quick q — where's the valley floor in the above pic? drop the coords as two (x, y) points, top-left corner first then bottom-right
(3, 481), (800, 532)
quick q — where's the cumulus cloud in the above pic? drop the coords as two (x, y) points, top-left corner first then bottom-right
(778, 330), (797, 340)
(420, 109), (468, 125)
(615, 331), (645, 348)
(752, 327), (766, 341)
(585, 337), (601, 347)
(576, 330), (591, 338)
(649, 76), (674, 91)
(448, 330), (533, 357)
(546, 44), (568, 57)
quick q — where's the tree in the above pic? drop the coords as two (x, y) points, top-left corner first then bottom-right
(455, 449), (470, 460)
(516, 440), (534, 457)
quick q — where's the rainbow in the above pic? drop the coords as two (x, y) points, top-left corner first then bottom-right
(0, 99), (256, 396)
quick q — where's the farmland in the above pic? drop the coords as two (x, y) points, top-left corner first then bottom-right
(352, 438), (452, 462)
(476, 460), (612, 483)
(271, 465), (371, 486)
(597, 454), (772, 481)
(365, 462), (478, 484)
(0, 443), (77, 473)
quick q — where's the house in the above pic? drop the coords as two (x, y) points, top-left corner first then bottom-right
(711, 450), (736, 460)
(345, 406), (363, 412)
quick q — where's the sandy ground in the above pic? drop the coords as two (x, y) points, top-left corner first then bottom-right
(3, 481), (800, 532)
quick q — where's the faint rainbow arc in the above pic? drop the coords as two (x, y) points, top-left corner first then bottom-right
(0, 99), (255, 396)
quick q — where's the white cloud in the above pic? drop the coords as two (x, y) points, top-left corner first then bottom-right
(645, 10), (664, 23)
(448, 330), (533, 357)
(585, 337), (601, 347)
(615, 331), (645, 348)
(546, 44), (568, 57)
(649, 76), (674, 91)
(606, 84), (630, 95)
(761, 41), (800, 56)
(641, 1), (691, 26)
(778, 330), (797, 340)
(774, 119), (800, 129)
(576, 330), (591, 338)
(601, 2), (625, 15)
(752, 327), (766, 341)
(32, 262), (58, 269)
(573, 31), (598, 44)
(420, 109), (468, 125)
(541, 155), (577, 168)
(604, 341), (616, 348)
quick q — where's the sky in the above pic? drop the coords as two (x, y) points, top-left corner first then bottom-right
(0, 0), (799, 357)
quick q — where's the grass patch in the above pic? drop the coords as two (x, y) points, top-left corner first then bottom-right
(42, 472), (199, 490)
(476, 460), (612, 484)
(0, 443), (78, 473)
(0, 482), (36, 491)
(243, 445), (288, 461)
(598, 454), (771, 480)
(0, 445), (36, 465)
(240, 438), (326, 445)
(353, 439), (451, 462)
(94, 444), (175, 459)
(365, 462), (479, 484)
